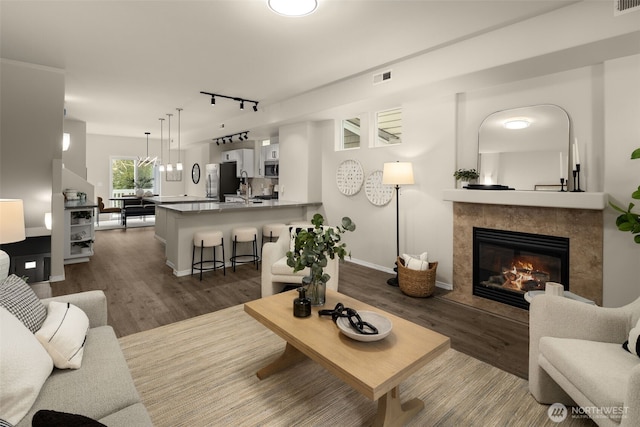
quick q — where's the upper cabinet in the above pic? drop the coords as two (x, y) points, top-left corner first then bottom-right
(264, 144), (279, 161)
(220, 148), (254, 177)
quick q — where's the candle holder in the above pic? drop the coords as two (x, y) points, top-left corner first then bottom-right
(571, 164), (584, 192)
(559, 178), (567, 192)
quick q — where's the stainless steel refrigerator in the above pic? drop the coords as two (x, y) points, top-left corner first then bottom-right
(205, 163), (241, 201)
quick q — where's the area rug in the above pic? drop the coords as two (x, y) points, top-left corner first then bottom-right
(119, 304), (594, 427)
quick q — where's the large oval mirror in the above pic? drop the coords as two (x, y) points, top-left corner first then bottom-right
(478, 104), (570, 190)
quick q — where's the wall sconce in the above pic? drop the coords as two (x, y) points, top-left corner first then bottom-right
(200, 91), (259, 112)
(62, 133), (71, 151)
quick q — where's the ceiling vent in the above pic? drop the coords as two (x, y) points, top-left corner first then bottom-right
(373, 70), (392, 85)
(614, 0), (640, 16)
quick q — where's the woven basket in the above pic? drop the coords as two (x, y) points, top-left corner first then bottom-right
(397, 257), (437, 298)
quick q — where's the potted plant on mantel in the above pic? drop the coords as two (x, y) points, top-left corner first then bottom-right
(609, 148), (640, 244)
(286, 213), (356, 306)
(453, 168), (479, 188)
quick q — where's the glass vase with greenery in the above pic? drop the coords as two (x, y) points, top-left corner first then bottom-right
(610, 148), (640, 244)
(286, 213), (356, 305)
(453, 168), (480, 182)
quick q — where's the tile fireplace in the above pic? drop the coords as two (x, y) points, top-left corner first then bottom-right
(473, 227), (569, 310)
(444, 192), (604, 323)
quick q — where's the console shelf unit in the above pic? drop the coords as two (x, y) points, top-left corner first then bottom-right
(64, 204), (97, 264)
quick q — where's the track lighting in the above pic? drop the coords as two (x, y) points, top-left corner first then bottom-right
(212, 131), (250, 145)
(200, 91), (259, 112)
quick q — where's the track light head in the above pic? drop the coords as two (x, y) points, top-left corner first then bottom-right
(211, 96), (215, 105)
(240, 100), (244, 110)
(253, 103), (258, 112)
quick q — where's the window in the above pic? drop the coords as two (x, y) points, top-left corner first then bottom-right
(374, 107), (402, 146)
(340, 118), (361, 150)
(110, 156), (158, 198)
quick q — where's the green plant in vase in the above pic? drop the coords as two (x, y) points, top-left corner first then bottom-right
(286, 213), (356, 306)
(609, 148), (640, 244)
(453, 168), (479, 183)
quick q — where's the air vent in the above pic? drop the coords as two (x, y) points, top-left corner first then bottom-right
(373, 70), (392, 85)
(614, 0), (640, 16)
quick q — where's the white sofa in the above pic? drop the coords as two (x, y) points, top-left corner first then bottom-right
(529, 294), (640, 426)
(261, 229), (339, 297)
(2, 288), (152, 426)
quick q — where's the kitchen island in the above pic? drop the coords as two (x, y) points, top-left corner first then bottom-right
(156, 199), (321, 276)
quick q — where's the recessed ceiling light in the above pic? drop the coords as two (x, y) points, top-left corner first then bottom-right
(268, 0), (317, 17)
(503, 119), (531, 130)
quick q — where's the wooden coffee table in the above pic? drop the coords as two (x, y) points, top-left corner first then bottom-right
(244, 289), (450, 427)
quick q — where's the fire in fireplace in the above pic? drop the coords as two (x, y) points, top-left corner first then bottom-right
(473, 227), (569, 310)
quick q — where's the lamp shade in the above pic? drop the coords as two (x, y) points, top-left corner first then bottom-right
(0, 199), (26, 244)
(382, 162), (415, 185)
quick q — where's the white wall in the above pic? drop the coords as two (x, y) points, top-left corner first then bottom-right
(603, 54), (640, 307)
(183, 143), (210, 197)
(0, 59), (65, 280)
(63, 119), (87, 179)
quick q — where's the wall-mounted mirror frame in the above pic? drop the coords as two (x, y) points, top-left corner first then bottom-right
(477, 104), (570, 190)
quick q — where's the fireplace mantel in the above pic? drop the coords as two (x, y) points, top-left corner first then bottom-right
(443, 189), (607, 210)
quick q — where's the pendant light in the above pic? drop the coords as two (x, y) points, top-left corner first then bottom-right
(158, 118), (165, 172)
(137, 132), (156, 167)
(166, 113), (173, 172)
(176, 108), (183, 171)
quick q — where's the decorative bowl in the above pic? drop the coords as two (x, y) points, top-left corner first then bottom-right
(336, 310), (392, 342)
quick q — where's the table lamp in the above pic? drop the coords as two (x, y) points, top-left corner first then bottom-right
(0, 199), (26, 281)
(382, 162), (415, 286)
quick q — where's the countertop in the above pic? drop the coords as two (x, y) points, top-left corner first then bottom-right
(65, 201), (98, 209)
(157, 199), (320, 214)
(143, 195), (213, 204)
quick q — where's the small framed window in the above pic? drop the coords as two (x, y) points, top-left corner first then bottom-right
(374, 107), (402, 147)
(340, 117), (361, 150)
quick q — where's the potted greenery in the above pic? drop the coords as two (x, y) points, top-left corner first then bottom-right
(453, 168), (479, 188)
(286, 213), (356, 305)
(609, 148), (640, 244)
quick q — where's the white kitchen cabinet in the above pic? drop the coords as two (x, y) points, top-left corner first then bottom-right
(220, 148), (254, 177)
(64, 206), (95, 264)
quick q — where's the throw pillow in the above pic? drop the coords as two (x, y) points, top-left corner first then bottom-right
(35, 302), (89, 369)
(0, 306), (53, 426)
(402, 252), (429, 271)
(623, 317), (640, 357)
(0, 274), (47, 333)
(32, 410), (106, 427)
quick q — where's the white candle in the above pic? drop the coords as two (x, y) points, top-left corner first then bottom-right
(559, 152), (564, 180)
(572, 144), (577, 171)
(574, 138), (580, 165)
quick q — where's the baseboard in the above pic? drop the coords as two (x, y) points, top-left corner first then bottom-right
(48, 274), (65, 282)
(347, 258), (453, 291)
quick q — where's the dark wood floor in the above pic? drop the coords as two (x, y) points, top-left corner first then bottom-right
(54, 226), (529, 379)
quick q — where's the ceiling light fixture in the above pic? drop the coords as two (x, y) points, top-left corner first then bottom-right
(268, 0), (317, 17)
(166, 113), (173, 172)
(158, 118), (165, 172)
(137, 132), (156, 167)
(504, 119), (531, 130)
(200, 91), (259, 112)
(176, 108), (183, 171)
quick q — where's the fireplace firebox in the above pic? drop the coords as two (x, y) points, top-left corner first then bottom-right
(473, 227), (569, 310)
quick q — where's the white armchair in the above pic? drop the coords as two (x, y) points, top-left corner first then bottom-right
(260, 229), (339, 298)
(529, 294), (640, 426)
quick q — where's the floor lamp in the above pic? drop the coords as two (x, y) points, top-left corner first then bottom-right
(382, 161), (415, 286)
(0, 199), (26, 281)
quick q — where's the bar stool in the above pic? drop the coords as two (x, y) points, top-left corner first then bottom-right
(191, 230), (225, 280)
(262, 223), (286, 246)
(231, 226), (259, 271)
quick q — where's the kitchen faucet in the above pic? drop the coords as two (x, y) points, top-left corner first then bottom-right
(240, 170), (250, 203)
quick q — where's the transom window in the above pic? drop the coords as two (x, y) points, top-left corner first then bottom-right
(374, 107), (402, 146)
